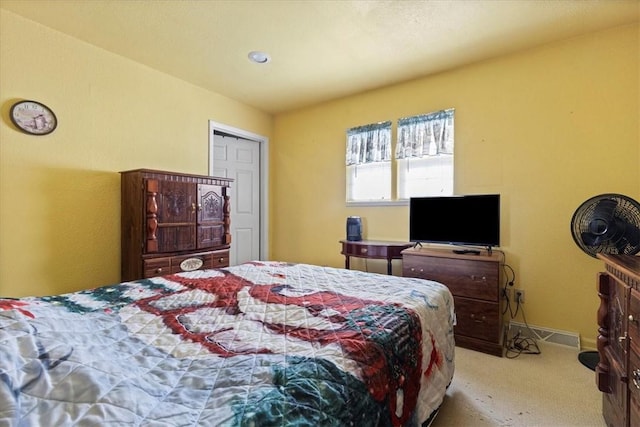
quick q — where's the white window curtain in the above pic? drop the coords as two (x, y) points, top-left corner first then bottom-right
(346, 121), (392, 202)
(396, 109), (454, 198)
(346, 121), (392, 166)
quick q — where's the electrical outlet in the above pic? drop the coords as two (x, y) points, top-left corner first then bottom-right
(515, 289), (525, 304)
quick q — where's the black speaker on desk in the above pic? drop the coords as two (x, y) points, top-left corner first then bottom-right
(346, 216), (362, 241)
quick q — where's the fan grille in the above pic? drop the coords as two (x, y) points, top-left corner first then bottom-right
(571, 194), (640, 258)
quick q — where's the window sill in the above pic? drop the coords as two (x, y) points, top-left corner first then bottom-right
(346, 200), (409, 207)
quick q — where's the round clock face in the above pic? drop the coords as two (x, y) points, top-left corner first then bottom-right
(10, 100), (57, 135)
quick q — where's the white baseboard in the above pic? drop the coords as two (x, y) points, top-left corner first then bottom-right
(508, 321), (580, 350)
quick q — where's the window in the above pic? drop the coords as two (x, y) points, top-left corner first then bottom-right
(346, 121), (392, 202)
(346, 109), (454, 204)
(396, 109), (454, 199)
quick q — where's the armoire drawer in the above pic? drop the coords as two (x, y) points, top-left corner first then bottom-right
(211, 250), (230, 268)
(143, 249), (230, 278)
(170, 253), (214, 274)
(143, 257), (171, 278)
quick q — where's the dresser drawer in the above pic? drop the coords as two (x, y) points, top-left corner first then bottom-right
(453, 296), (501, 342)
(403, 254), (499, 301)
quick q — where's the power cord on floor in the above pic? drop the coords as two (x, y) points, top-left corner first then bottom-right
(505, 331), (541, 358)
(497, 254), (541, 358)
(504, 293), (541, 358)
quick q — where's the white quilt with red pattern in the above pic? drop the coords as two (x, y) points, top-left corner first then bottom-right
(0, 261), (455, 426)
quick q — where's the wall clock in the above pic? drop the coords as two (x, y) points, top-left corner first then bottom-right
(10, 100), (57, 135)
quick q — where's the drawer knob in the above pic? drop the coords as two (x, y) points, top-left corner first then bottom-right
(629, 314), (636, 323)
(361, 248), (368, 254)
(470, 313), (486, 323)
(618, 334), (627, 344)
(633, 369), (640, 389)
(155, 268), (163, 274)
(219, 257), (225, 263)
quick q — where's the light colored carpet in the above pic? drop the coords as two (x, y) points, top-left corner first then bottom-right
(432, 342), (605, 427)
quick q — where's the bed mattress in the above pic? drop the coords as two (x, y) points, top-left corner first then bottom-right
(0, 261), (455, 426)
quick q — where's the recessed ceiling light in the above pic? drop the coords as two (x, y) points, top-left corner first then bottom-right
(248, 51), (271, 64)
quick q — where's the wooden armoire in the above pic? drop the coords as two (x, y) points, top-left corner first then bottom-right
(597, 254), (640, 427)
(120, 169), (233, 281)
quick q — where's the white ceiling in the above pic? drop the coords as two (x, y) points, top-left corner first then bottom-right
(2, 0), (638, 114)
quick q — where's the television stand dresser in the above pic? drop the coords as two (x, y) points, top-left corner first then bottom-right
(402, 246), (503, 356)
(596, 254), (640, 427)
(121, 169), (233, 282)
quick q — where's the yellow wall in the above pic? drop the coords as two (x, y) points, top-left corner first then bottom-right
(271, 24), (639, 348)
(0, 10), (272, 297)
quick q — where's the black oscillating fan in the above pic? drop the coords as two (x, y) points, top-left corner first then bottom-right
(571, 194), (640, 258)
(570, 193), (640, 370)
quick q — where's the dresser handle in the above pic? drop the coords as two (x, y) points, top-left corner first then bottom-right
(470, 313), (486, 323)
(633, 369), (640, 389)
(618, 334), (628, 344)
(470, 275), (487, 282)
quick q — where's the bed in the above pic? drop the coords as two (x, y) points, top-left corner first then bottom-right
(1, 261), (455, 426)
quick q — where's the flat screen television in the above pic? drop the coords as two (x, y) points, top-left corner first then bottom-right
(409, 194), (500, 250)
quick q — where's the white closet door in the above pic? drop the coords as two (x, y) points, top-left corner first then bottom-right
(212, 134), (261, 265)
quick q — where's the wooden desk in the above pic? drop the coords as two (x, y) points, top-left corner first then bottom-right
(340, 240), (413, 275)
